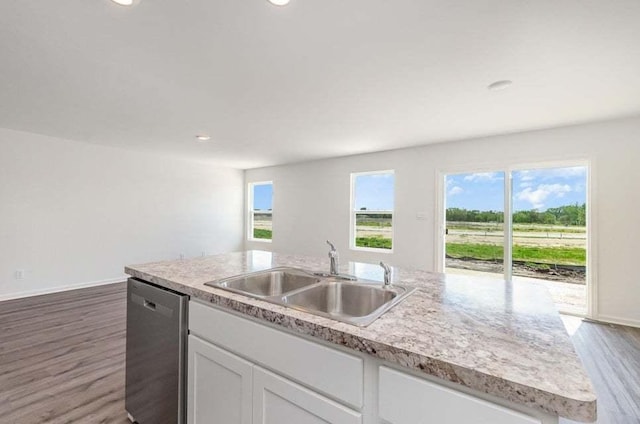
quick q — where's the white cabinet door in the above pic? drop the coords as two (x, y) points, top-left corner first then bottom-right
(188, 335), (253, 424)
(253, 367), (362, 424)
(190, 301), (364, 409)
(379, 366), (541, 424)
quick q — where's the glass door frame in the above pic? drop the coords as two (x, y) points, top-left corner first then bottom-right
(434, 159), (594, 318)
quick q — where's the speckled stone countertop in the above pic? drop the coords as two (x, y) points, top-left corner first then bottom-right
(125, 250), (596, 422)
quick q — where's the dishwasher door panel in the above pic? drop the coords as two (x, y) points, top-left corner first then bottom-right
(125, 278), (187, 424)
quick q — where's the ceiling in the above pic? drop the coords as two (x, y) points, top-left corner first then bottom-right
(1, 0), (639, 169)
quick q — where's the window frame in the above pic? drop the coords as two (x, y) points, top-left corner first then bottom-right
(247, 180), (273, 243)
(349, 170), (395, 253)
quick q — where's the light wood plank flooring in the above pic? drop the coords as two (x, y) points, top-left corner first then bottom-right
(1, 283), (639, 423)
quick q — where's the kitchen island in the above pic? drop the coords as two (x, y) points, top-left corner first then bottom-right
(125, 250), (596, 423)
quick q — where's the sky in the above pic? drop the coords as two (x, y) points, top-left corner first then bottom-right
(253, 183), (273, 210)
(446, 166), (587, 211)
(354, 173), (395, 210)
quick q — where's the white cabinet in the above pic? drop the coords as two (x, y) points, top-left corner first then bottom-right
(190, 300), (363, 409)
(188, 301), (555, 424)
(253, 367), (362, 424)
(188, 334), (362, 424)
(378, 366), (541, 424)
(187, 336), (253, 424)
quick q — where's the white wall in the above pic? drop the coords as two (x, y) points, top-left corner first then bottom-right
(0, 128), (244, 300)
(245, 116), (640, 327)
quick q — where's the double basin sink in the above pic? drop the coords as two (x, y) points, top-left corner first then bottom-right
(205, 267), (415, 327)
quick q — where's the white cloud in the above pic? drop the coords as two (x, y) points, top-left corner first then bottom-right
(448, 186), (464, 196)
(516, 184), (572, 210)
(519, 181), (533, 188)
(463, 172), (502, 182)
(516, 166), (586, 181)
(517, 170), (534, 182)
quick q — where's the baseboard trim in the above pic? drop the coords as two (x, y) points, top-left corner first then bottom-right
(0, 276), (128, 302)
(590, 314), (640, 329)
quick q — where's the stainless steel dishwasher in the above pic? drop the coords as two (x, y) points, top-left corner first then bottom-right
(125, 278), (188, 424)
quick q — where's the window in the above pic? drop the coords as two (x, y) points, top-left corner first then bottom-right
(248, 181), (273, 241)
(351, 171), (395, 251)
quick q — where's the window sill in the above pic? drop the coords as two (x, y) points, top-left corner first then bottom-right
(350, 246), (393, 254)
(248, 238), (272, 243)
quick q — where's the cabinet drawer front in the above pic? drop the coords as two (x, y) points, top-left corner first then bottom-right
(189, 301), (364, 409)
(253, 367), (362, 424)
(378, 367), (541, 424)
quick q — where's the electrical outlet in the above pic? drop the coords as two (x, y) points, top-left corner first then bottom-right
(15, 269), (25, 280)
(201, 251), (206, 257)
(179, 253), (185, 260)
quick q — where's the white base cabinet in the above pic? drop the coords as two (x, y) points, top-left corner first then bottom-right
(379, 366), (541, 424)
(189, 300), (363, 409)
(188, 300), (557, 424)
(253, 368), (361, 424)
(187, 336), (253, 424)
(188, 334), (361, 424)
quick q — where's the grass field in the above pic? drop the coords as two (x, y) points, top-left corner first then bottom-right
(357, 220), (392, 227)
(446, 242), (586, 266)
(253, 228), (272, 239)
(252, 217), (585, 268)
(447, 221), (586, 234)
(355, 236), (392, 249)
(252, 227), (392, 248)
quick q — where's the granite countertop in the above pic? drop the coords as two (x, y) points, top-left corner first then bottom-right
(125, 250), (596, 422)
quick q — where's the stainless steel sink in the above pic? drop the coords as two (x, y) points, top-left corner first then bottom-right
(208, 267), (321, 297)
(282, 282), (396, 317)
(281, 282), (414, 326)
(206, 267), (415, 327)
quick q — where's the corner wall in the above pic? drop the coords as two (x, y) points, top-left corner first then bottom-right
(0, 128), (244, 299)
(245, 116), (640, 327)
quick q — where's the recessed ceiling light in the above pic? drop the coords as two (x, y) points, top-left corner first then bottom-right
(268, 0), (290, 6)
(488, 80), (513, 91)
(195, 135), (211, 142)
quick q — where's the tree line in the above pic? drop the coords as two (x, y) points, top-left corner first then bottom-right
(446, 203), (586, 226)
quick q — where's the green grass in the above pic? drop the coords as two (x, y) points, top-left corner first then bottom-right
(446, 243), (503, 260)
(446, 223), (503, 232)
(356, 220), (392, 227)
(446, 242), (585, 266)
(253, 229), (272, 240)
(355, 236), (392, 249)
(446, 222), (585, 234)
(512, 226), (585, 234)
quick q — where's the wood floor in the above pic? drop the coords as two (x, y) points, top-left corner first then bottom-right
(0, 283), (130, 424)
(561, 316), (640, 424)
(1, 283), (639, 423)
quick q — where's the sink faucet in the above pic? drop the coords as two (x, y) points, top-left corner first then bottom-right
(327, 240), (339, 275)
(319, 241), (356, 281)
(379, 261), (392, 287)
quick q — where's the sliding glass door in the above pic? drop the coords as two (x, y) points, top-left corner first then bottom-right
(445, 172), (506, 277)
(510, 167), (587, 314)
(443, 165), (588, 315)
